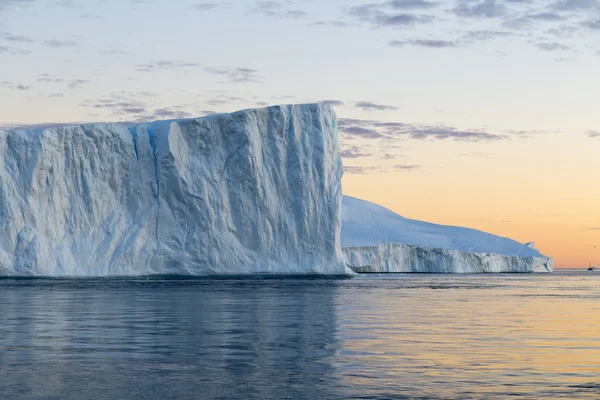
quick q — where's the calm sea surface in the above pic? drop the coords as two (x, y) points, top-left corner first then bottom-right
(0, 271), (598, 399)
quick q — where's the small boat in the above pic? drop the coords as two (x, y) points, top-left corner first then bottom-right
(588, 263), (596, 271)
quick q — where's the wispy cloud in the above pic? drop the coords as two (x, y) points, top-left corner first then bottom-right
(341, 145), (372, 159)
(550, 0), (600, 12)
(462, 30), (513, 41)
(339, 118), (505, 141)
(98, 48), (129, 55)
(0, 33), (35, 43)
(355, 101), (398, 111)
(193, 2), (228, 11)
(453, 0), (506, 18)
(581, 19), (600, 30)
(135, 60), (202, 72)
(533, 41), (570, 51)
(43, 39), (79, 48)
(587, 130), (600, 138)
(204, 67), (262, 83)
(1, 81), (31, 90)
(389, 0), (441, 10)
(389, 38), (459, 48)
(68, 79), (90, 89)
(526, 12), (565, 21)
(0, 45), (31, 55)
(311, 20), (352, 27)
(347, 4), (434, 27)
(344, 164), (421, 174)
(322, 100), (345, 107)
(250, 1), (307, 19)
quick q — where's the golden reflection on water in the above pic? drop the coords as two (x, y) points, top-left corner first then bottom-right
(336, 273), (600, 399)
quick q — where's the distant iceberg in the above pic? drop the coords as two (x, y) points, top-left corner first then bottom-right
(0, 103), (351, 276)
(341, 196), (553, 273)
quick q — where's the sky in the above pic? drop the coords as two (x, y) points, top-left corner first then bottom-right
(0, 0), (599, 268)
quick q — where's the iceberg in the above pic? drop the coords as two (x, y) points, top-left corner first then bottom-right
(0, 103), (350, 276)
(341, 196), (553, 273)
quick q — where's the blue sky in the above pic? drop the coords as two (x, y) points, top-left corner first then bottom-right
(1, 0), (600, 266)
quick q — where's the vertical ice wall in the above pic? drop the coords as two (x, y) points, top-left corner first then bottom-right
(0, 103), (350, 276)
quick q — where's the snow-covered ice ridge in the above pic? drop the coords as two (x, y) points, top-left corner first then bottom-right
(0, 103), (351, 276)
(341, 196), (553, 273)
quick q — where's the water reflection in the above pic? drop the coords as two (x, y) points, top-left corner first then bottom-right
(0, 273), (599, 399)
(0, 280), (341, 400)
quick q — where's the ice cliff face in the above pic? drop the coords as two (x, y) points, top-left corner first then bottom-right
(343, 244), (552, 273)
(341, 196), (553, 273)
(0, 103), (350, 276)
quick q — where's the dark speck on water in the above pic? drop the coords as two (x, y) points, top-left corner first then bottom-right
(0, 271), (598, 399)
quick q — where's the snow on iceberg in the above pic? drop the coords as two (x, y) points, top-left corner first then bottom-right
(0, 103), (351, 276)
(341, 196), (553, 273)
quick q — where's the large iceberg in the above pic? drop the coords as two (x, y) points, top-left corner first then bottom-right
(341, 196), (553, 273)
(0, 103), (351, 276)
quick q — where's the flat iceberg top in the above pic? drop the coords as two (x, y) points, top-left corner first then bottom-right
(1, 103), (325, 135)
(341, 196), (546, 258)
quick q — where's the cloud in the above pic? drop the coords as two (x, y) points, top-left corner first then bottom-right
(81, 94), (148, 116)
(80, 13), (100, 19)
(0, 45), (31, 55)
(341, 125), (387, 139)
(581, 20), (600, 30)
(462, 30), (513, 41)
(203, 95), (247, 106)
(0, 0), (37, 11)
(373, 13), (433, 26)
(338, 118), (506, 141)
(344, 164), (420, 174)
(38, 74), (65, 83)
(347, 5), (433, 27)
(389, 39), (458, 48)
(204, 67), (262, 83)
(344, 166), (380, 174)
(584, 227), (600, 230)
(533, 42), (570, 51)
(453, 0), (506, 18)
(507, 129), (559, 137)
(43, 39), (79, 48)
(550, 0), (600, 12)
(355, 101), (398, 111)
(250, 1), (307, 19)
(322, 100), (345, 107)
(526, 12), (565, 21)
(193, 2), (228, 10)
(341, 145), (372, 158)
(547, 25), (579, 37)
(388, 0), (440, 10)
(393, 164), (420, 170)
(0, 81), (30, 90)
(44, 77), (90, 88)
(311, 20), (352, 27)
(0, 33), (35, 43)
(587, 130), (600, 138)
(143, 108), (193, 120)
(98, 49), (129, 55)
(135, 60), (202, 72)
(381, 152), (407, 159)
(502, 18), (534, 30)
(68, 79), (90, 89)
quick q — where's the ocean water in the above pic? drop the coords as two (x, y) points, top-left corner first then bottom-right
(0, 271), (598, 399)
